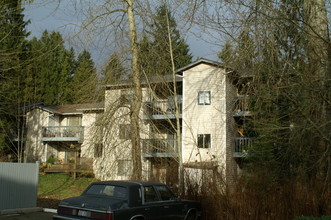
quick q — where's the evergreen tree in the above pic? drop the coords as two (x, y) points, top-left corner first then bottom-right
(0, 0), (30, 160)
(139, 4), (192, 76)
(69, 49), (98, 103)
(102, 54), (126, 85)
(28, 31), (75, 105)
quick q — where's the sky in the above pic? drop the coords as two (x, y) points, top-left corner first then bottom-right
(23, 1), (220, 68)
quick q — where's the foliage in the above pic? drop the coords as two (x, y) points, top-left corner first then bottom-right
(293, 217), (331, 220)
(69, 49), (98, 103)
(46, 156), (56, 165)
(0, 0), (30, 160)
(184, 171), (330, 220)
(28, 31), (75, 105)
(139, 3), (192, 76)
(101, 54), (127, 85)
(217, 0), (330, 187)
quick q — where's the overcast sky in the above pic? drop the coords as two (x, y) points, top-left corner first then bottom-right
(23, 1), (220, 67)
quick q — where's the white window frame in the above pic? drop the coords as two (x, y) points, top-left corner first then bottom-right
(198, 91), (211, 105)
(94, 143), (103, 158)
(197, 134), (211, 148)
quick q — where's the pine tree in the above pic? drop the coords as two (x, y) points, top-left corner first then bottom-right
(0, 0), (30, 160)
(139, 4), (192, 76)
(28, 31), (75, 105)
(69, 49), (98, 104)
(101, 54), (126, 85)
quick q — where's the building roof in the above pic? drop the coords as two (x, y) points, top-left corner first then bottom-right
(32, 102), (104, 115)
(106, 74), (183, 90)
(175, 58), (225, 73)
(105, 58), (229, 90)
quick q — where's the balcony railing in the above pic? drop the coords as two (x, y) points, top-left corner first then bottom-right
(233, 95), (252, 117)
(142, 139), (179, 157)
(143, 96), (182, 119)
(42, 126), (84, 143)
(233, 136), (253, 157)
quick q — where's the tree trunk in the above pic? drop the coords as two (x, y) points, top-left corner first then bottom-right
(126, 0), (142, 180)
(163, 2), (185, 194)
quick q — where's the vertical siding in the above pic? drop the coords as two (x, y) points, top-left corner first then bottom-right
(182, 63), (227, 164)
(0, 162), (39, 210)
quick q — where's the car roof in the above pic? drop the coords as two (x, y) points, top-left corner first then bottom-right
(92, 180), (166, 187)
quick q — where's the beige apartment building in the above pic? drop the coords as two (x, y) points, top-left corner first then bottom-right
(25, 59), (252, 186)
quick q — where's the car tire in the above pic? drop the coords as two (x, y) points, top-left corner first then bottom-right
(185, 212), (196, 220)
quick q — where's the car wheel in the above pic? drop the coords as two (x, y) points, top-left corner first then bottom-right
(185, 212), (196, 220)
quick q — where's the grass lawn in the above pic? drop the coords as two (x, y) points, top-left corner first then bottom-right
(38, 173), (97, 208)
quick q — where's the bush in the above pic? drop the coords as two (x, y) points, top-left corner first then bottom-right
(182, 170), (330, 220)
(293, 217), (331, 220)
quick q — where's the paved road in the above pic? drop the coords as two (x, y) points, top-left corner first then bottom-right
(0, 211), (54, 220)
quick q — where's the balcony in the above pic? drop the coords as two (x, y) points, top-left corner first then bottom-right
(42, 126), (84, 143)
(142, 139), (179, 158)
(233, 136), (253, 158)
(143, 96), (182, 120)
(233, 95), (252, 117)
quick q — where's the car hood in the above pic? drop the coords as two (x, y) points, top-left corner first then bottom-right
(60, 195), (128, 212)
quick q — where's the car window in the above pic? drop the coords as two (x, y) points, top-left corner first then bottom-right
(155, 186), (175, 201)
(85, 185), (127, 199)
(144, 186), (159, 203)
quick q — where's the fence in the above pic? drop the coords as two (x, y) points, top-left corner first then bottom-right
(0, 162), (39, 210)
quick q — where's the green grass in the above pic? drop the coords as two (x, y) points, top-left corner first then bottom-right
(38, 173), (97, 200)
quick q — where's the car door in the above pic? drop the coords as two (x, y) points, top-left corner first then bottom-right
(142, 186), (164, 220)
(154, 185), (184, 220)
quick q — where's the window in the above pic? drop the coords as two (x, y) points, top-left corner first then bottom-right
(117, 160), (132, 176)
(120, 89), (134, 104)
(84, 184), (127, 198)
(119, 124), (131, 140)
(94, 143), (103, 158)
(197, 134), (211, 148)
(155, 185), (175, 201)
(68, 116), (82, 126)
(198, 91), (211, 105)
(144, 186), (159, 203)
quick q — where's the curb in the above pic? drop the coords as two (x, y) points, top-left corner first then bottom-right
(43, 208), (57, 213)
(0, 207), (43, 215)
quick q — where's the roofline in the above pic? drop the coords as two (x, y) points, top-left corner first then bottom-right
(175, 58), (225, 73)
(105, 74), (183, 90)
(29, 104), (104, 115)
(77, 107), (105, 112)
(31, 106), (61, 115)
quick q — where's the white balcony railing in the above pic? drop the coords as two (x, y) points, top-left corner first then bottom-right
(142, 139), (178, 157)
(42, 126), (84, 142)
(233, 136), (254, 158)
(233, 95), (252, 117)
(143, 96), (182, 118)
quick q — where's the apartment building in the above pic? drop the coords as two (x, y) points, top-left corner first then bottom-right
(25, 58), (252, 185)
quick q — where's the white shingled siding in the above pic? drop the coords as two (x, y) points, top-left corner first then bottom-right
(182, 63), (228, 168)
(93, 88), (144, 181)
(80, 112), (98, 158)
(25, 108), (49, 162)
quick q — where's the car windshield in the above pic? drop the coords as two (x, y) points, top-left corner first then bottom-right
(84, 184), (127, 199)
